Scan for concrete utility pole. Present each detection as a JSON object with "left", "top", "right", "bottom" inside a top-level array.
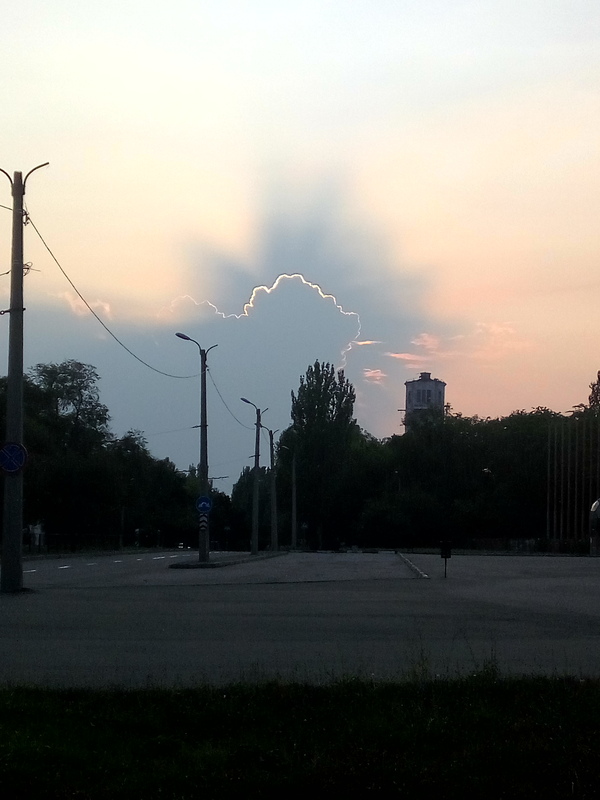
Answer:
[
  {"left": 241, "top": 397, "right": 267, "bottom": 556},
  {"left": 266, "top": 427, "right": 279, "bottom": 552},
  {"left": 291, "top": 449, "right": 297, "bottom": 550},
  {"left": 0, "top": 164, "right": 48, "bottom": 594},
  {"left": 176, "top": 333, "right": 217, "bottom": 563}
]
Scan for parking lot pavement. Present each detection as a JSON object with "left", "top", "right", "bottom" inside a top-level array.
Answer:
[
  {"left": 161, "top": 550, "right": 417, "bottom": 585},
  {"left": 3, "top": 551, "right": 600, "bottom": 687},
  {"left": 399, "top": 551, "right": 600, "bottom": 616}
]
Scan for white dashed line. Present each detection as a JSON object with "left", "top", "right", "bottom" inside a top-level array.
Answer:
[
  {"left": 169, "top": 555, "right": 178, "bottom": 558},
  {"left": 113, "top": 560, "right": 123, "bottom": 563},
  {"left": 58, "top": 565, "right": 71, "bottom": 570},
  {"left": 152, "top": 556, "right": 166, "bottom": 560},
  {"left": 24, "top": 569, "right": 37, "bottom": 573},
  {"left": 86, "top": 563, "right": 97, "bottom": 566}
]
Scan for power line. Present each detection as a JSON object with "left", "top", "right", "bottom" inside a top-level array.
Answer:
[
  {"left": 146, "top": 425, "right": 200, "bottom": 437},
  {"left": 9, "top": 208, "right": 259, "bottom": 430},
  {"left": 26, "top": 213, "right": 197, "bottom": 380},
  {"left": 206, "top": 366, "right": 253, "bottom": 430}
]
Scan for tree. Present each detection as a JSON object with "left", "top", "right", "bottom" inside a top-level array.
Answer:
[
  {"left": 370, "top": 407, "right": 563, "bottom": 548},
  {"left": 589, "top": 371, "right": 600, "bottom": 408},
  {"left": 28, "top": 360, "right": 110, "bottom": 451},
  {"left": 278, "top": 361, "right": 364, "bottom": 548},
  {"left": 291, "top": 360, "right": 355, "bottom": 435},
  {"left": 231, "top": 465, "right": 271, "bottom": 550},
  {"left": 0, "top": 361, "right": 203, "bottom": 551}
]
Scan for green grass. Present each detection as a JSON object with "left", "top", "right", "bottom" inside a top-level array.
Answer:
[{"left": 1, "top": 674, "right": 599, "bottom": 798}]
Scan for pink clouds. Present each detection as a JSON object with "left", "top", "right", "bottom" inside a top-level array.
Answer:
[
  {"left": 385, "top": 352, "right": 425, "bottom": 364},
  {"left": 384, "top": 322, "right": 532, "bottom": 371},
  {"left": 363, "top": 368, "right": 387, "bottom": 384}
]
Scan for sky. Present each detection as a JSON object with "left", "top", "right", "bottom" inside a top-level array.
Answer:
[{"left": 1, "top": 1, "right": 599, "bottom": 495}]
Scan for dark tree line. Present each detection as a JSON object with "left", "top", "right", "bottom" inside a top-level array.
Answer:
[
  {"left": 0, "top": 360, "right": 238, "bottom": 552},
  {"left": 233, "top": 360, "right": 600, "bottom": 552},
  {"left": 5, "top": 357, "right": 598, "bottom": 555}
]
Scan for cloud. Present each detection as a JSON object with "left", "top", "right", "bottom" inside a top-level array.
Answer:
[
  {"left": 410, "top": 332, "right": 440, "bottom": 352},
  {"left": 58, "top": 291, "right": 112, "bottom": 319},
  {"left": 25, "top": 176, "right": 520, "bottom": 484},
  {"left": 385, "top": 322, "right": 533, "bottom": 369},
  {"left": 363, "top": 368, "right": 387, "bottom": 385},
  {"left": 161, "top": 177, "right": 457, "bottom": 443},
  {"left": 385, "top": 352, "right": 426, "bottom": 363}
]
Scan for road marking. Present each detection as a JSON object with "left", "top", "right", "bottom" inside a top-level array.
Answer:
[
  {"left": 136, "top": 558, "right": 143, "bottom": 561},
  {"left": 58, "top": 565, "right": 71, "bottom": 570},
  {"left": 113, "top": 560, "right": 123, "bottom": 563},
  {"left": 169, "top": 555, "right": 178, "bottom": 558},
  {"left": 24, "top": 569, "right": 36, "bottom": 573},
  {"left": 397, "top": 553, "right": 429, "bottom": 579},
  {"left": 152, "top": 556, "right": 166, "bottom": 560},
  {"left": 86, "top": 563, "right": 97, "bottom": 566}
]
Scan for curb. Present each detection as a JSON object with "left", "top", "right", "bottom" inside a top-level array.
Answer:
[{"left": 169, "top": 551, "right": 289, "bottom": 569}]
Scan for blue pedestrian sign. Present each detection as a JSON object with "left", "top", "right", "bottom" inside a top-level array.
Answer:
[{"left": 196, "top": 495, "right": 212, "bottom": 513}]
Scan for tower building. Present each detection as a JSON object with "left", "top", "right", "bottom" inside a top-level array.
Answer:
[{"left": 404, "top": 372, "right": 446, "bottom": 427}]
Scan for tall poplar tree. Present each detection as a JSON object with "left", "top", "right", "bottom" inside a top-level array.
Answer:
[{"left": 279, "top": 361, "right": 362, "bottom": 548}]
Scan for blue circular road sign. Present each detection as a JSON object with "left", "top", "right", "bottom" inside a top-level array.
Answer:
[
  {"left": 0, "top": 442, "right": 28, "bottom": 473},
  {"left": 196, "top": 495, "right": 212, "bottom": 513}
]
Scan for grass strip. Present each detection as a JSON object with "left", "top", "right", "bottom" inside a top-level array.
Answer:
[{"left": 1, "top": 673, "right": 599, "bottom": 798}]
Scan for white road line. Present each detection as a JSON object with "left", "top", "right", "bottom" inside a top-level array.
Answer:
[
  {"left": 113, "top": 560, "right": 123, "bottom": 563},
  {"left": 136, "top": 558, "right": 143, "bottom": 561},
  {"left": 152, "top": 556, "right": 166, "bottom": 560},
  {"left": 169, "top": 555, "right": 178, "bottom": 558},
  {"left": 86, "top": 563, "right": 97, "bottom": 566},
  {"left": 58, "top": 565, "right": 71, "bottom": 570},
  {"left": 397, "top": 553, "right": 429, "bottom": 579},
  {"left": 24, "top": 569, "right": 37, "bottom": 573}
]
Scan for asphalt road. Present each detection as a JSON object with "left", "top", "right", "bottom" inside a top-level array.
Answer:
[{"left": 2, "top": 551, "right": 600, "bottom": 687}]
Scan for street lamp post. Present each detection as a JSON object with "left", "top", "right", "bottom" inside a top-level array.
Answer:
[
  {"left": 265, "top": 427, "right": 279, "bottom": 552},
  {"left": 176, "top": 332, "right": 217, "bottom": 563},
  {"left": 241, "top": 397, "right": 267, "bottom": 556}
]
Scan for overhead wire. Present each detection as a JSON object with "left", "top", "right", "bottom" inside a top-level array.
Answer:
[
  {"left": 25, "top": 212, "right": 197, "bottom": 380},
  {"left": 207, "top": 366, "right": 253, "bottom": 430},
  {"left": 2, "top": 204, "right": 257, "bottom": 434},
  {"left": 146, "top": 425, "right": 200, "bottom": 437}
]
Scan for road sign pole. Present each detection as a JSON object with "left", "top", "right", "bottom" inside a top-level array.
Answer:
[{"left": 440, "top": 540, "right": 452, "bottom": 579}]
